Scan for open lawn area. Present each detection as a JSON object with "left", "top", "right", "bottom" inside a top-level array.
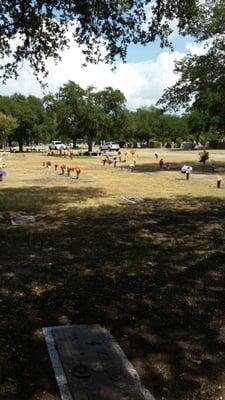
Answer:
[{"left": 1, "top": 149, "right": 225, "bottom": 400}]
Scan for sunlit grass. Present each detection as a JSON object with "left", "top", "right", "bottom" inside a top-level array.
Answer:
[{"left": 1, "top": 149, "right": 225, "bottom": 210}]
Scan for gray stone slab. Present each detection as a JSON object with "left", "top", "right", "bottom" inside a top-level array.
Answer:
[
  {"left": 74, "top": 179, "right": 96, "bottom": 183},
  {"left": 43, "top": 325, "right": 155, "bottom": 400},
  {"left": 144, "top": 172, "right": 160, "bottom": 176},
  {"left": 121, "top": 197, "right": 145, "bottom": 204},
  {"left": 11, "top": 215, "right": 36, "bottom": 225}
]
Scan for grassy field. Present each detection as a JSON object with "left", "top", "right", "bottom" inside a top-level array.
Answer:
[{"left": 1, "top": 149, "right": 225, "bottom": 400}]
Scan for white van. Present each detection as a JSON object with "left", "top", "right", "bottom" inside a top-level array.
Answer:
[
  {"left": 100, "top": 142, "right": 120, "bottom": 151},
  {"left": 49, "top": 141, "right": 66, "bottom": 150}
]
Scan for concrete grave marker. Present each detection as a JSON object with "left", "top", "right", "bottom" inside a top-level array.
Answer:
[
  {"left": 11, "top": 215, "right": 36, "bottom": 225},
  {"left": 144, "top": 172, "right": 160, "bottom": 176},
  {"left": 121, "top": 197, "right": 145, "bottom": 204},
  {"left": 43, "top": 324, "right": 155, "bottom": 400},
  {"left": 72, "top": 179, "right": 95, "bottom": 183}
]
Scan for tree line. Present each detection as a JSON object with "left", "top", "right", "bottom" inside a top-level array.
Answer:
[{"left": 0, "top": 80, "right": 213, "bottom": 152}]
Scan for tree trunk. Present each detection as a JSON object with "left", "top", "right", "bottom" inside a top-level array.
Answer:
[
  {"left": 73, "top": 138, "right": 77, "bottom": 149},
  {"left": 88, "top": 141, "right": 93, "bottom": 152},
  {"left": 18, "top": 140, "right": 23, "bottom": 152},
  {"left": 8, "top": 137, "right": 12, "bottom": 147},
  {"left": 195, "top": 133, "right": 201, "bottom": 144}
]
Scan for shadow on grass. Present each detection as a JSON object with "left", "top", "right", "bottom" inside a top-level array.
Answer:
[
  {"left": 1, "top": 192, "right": 225, "bottom": 400},
  {"left": 133, "top": 160, "right": 225, "bottom": 175},
  {"left": 0, "top": 186, "right": 105, "bottom": 214}
]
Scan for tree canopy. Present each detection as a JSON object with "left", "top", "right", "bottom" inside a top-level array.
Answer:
[
  {"left": 0, "top": 94, "right": 46, "bottom": 150},
  {"left": 45, "top": 81, "right": 128, "bottom": 150},
  {"left": 158, "top": 0, "right": 225, "bottom": 136},
  {"left": 0, "top": 0, "right": 201, "bottom": 81},
  {"left": 0, "top": 112, "right": 18, "bottom": 146},
  {"left": 131, "top": 106, "right": 188, "bottom": 146}
]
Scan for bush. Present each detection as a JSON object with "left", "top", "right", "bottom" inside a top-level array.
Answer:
[{"left": 148, "top": 141, "right": 161, "bottom": 148}]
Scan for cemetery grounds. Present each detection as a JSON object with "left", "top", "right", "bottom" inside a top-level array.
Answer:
[{"left": 1, "top": 149, "right": 225, "bottom": 400}]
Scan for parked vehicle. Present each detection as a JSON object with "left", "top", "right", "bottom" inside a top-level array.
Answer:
[
  {"left": 49, "top": 141, "right": 66, "bottom": 150},
  {"left": 100, "top": 142, "right": 120, "bottom": 151}
]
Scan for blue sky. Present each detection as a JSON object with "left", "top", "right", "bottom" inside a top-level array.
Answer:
[{"left": 126, "top": 34, "right": 191, "bottom": 62}]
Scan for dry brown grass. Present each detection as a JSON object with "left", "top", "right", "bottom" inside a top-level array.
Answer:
[
  {"left": 1, "top": 149, "right": 225, "bottom": 400},
  {"left": 2, "top": 149, "right": 225, "bottom": 207}
]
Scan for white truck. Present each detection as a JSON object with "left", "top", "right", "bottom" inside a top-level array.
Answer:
[
  {"left": 49, "top": 141, "right": 66, "bottom": 150},
  {"left": 100, "top": 142, "right": 120, "bottom": 151}
]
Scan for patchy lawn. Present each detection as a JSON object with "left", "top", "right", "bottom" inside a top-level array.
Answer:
[{"left": 1, "top": 150, "right": 225, "bottom": 400}]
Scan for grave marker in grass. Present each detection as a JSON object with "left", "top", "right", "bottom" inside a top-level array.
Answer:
[
  {"left": 217, "top": 176, "right": 222, "bottom": 188},
  {"left": 11, "top": 215, "right": 36, "bottom": 225},
  {"left": 0, "top": 167, "right": 6, "bottom": 181},
  {"left": 43, "top": 324, "right": 155, "bottom": 400}
]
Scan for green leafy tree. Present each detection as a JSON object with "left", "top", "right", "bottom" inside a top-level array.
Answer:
[
  {"left": 46, "top": 82, "right": 129, "bottom": 150},
  {"left": 9, "top": 94, "right": 45, "bottom": 151},
  {"left": 81, "top": 86, "right": 106, "bottom": 152},
  {"left": 0, "top": 1, "right": 201, "bottom": 81},
  {"left": 158, "top": 0, "right": 225, "bottom": 139},
  {"left": 131, "top": 107, "right": 188, "bottom": 147},
  {"left": 186, "top": 109, "right": 210, "bottom": 144},
  {"left": 95, "top": 86, "right": 127, "bottom": 141},
  {"left": 46, "top": 81, "right": 86, "bottom": 147},
  {"left": 159, "top": 114, "right": 188, "bottom": 146},
  {"left": 40, "top": 108, "right": 58, "bottom": 143},
  {"left": 0, "top": 112, "right": 18, "bottom": 147},
  {"left": 133, "top": 107, "right": 163, "bottom": 146}
]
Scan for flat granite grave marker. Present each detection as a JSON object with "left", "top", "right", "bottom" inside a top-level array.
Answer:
[
  {"left": 11, "top": 215, "right": 36, "bottom": 225},
  {"left": 121, "top": 197, "right": 145, "bottom": 204},
  {"left": 43, "top": 324, "right": 155, "bottom": 400}
]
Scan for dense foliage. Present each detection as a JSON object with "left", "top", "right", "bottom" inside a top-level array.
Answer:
[
  {"left": 0, "top": 0, "right": 201, "bottom": 81},
  {"left": 0, "top": 82, "right": 192, "bottom": 150},
  {"left": 158, "top": 0, "right": 225, "bottom": 140},
  {"left": 0, "top": 112, "right": 18, "bottom": 145},
  {"left": 0, "top": 94, "right": 47, "bottom": 150},
  {"left": 45, "top": 82, "right": 128, "bottom": 151}
]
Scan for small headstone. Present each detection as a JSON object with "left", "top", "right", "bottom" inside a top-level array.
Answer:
[
  {"left": 121, "top": 197, "right": 145, "bottom": 204},
  {"left": 144, "top": 172, "right": 160, "bottom": 176},
  {"left": 11, "top": 215, "right": 36, "bottom": 225},
  {"left": 71, "top": 178, "right": 95, "bottom": 183},
  {"left": 43, "top": 324, "right": 154, "bottom": 400}
]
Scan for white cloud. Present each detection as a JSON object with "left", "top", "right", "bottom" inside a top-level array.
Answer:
[
  {"left": 185, "top": 41, "right": 208, "bottom": 56},
  {"left": 0, "top": 36, "right": 186, "bottom": 110}
]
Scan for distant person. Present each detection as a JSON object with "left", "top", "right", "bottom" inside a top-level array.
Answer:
[
  {"left": 199, "top": 149, "right": 209, "bottom": 166},
  {"left": 107, "top": 156, "right": 112, "bottom": 165},
  {"left": 155, "top": 152, "right": 159, "bottom": 160},
  {"left": 102, "top": 156, "right": 107, "bottom": 166},
  {"left": 159, "top": 158, "right": 164, "bottom": 168},
  {"left": 113, "top": 156, "right": 117, "bottom": 168}
]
